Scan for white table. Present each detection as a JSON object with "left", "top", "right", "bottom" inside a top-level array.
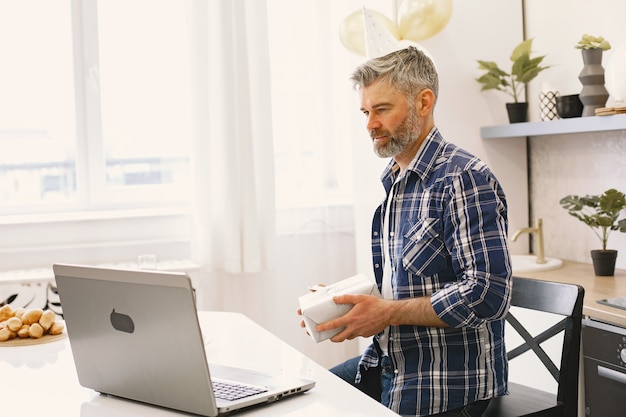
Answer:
[{"left": 0, "top": 311, "right": 398, "bottom": 416}]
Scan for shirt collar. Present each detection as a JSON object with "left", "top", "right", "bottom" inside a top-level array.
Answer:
[{"left": 380, "top": 126, "right": 444, "bottom": 192}]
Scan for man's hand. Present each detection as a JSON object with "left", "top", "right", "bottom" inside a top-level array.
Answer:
[
  {"left": 313, "top": 294, "right": 448, "bottom": 343},
  {"left": 316, "top": 294, "right": 393, "bottom": 342},
  {"left": 296, "top": 283, "right": 326, "bottom": 334},
  {"left": 297, "top": 285, "right": 448, "bottom": 343},
  {"left": 296, "top": 308, "right": 310, "bottom": 336}
]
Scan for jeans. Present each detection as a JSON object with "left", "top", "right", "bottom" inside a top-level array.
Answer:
[
  {"left": 429, "top": 400, "right": 490, "bottom": 417},
  {"left": 330, "top": 355, "right": 490, "bottom": 417},
  {"left": 330, "top": 355, "right": 383, "bottom": 402}
]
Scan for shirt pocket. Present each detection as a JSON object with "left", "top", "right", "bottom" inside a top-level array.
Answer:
[{"left": 401, "top": 217, "right": 449, "bottom": 277}]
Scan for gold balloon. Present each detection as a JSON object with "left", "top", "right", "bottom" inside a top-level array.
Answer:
[
  {"left": 398, "top": 0, "right": 452, "bottom": 42},
  {"left": 338, "top": 9, "right": 400, "bottom": 56}
]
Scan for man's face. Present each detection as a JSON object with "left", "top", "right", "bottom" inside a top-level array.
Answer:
[{"left": 359, "top": 80, "right": 422, "bottom": 159}]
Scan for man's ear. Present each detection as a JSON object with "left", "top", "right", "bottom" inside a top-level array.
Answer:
[{"left": 416, "top": 89, "right": 435, "bottom": 116}]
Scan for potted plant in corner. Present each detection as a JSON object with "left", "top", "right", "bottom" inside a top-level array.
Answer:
[
  {"left": 560, "top": 188, "right": 626, "bottom": 276},
  {"left": 476, "top": 38, "right": 551, "bottom": 123}
]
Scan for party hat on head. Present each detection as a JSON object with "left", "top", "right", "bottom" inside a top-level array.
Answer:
[
  {"left": 362, "top": 6, "right": 436, "bottom": 67},
  {"left": 362, "top": 7, "right": 401, "bottom": 60}
]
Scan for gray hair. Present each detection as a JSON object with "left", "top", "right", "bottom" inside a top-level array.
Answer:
[{"left": 350, "top": 46, "right": 439, "bottom": 104}]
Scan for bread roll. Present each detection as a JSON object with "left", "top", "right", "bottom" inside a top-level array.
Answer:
[
  {"left": 0, "top": 327, "right": 11, "bottom": 341},
  {"left": 0, "top": 305, "right": 14, "bottom": 322},
  {"left": 39, "top": 310, "right": 56, "bottom": 330},
  {"left": 7, "top": 317, "right": 22, "bottom": 332},
  {"left": 17, "top": 324, "right": 30, "bottom": 338},
  {"left": 21, "top": 309, "right": 43, "bottom": 325},
  {"left": 49, "top": 321, "right": 65, "bottom": 335},
  {"left": 28, "top": 323, "right": 44, "bottom": 338}
]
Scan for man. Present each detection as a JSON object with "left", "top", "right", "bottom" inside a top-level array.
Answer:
[{"left": 306, "top": 46, "right": 512, "bottom": 417}]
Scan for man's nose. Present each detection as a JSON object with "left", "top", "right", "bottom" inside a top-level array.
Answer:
[{"left": 366, "top": 115, "right": 381, "bottom": 131}]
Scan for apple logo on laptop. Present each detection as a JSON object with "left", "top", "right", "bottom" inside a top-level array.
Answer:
[{"left": 110, "top": 309, "right": 135, "bottom": 333}]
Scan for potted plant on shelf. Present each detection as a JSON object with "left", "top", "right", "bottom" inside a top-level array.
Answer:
[
  {"left": 575, "top": 34, "right": 612, "bottom": 116},
  {"left": 575, "top": 34, "right": 611, "bottom": 51},
  {"left": 476, "top": 38, "right": 550, "bottom": 123},
  {"left": 560, "top": 188, "right": 626, "bottom": 276}
]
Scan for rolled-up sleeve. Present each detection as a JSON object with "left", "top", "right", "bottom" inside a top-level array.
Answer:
[{"left": 431, "top": 169, "right": 512, "bottom": 328}]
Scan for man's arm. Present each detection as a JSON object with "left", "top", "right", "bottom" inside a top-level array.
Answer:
[{"left": 316, "top": 294, "right": 448, "bottom": 343}]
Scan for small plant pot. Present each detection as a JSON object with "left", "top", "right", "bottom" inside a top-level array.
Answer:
[
  {"left": 591, "top": 249, "right": 618, "bottom": 276},
  {"left": 556, "top": 94, "right": 583, "bottom": 118},
  {"left": 506, "top": 102, "right": 529, "bottom": 123}
]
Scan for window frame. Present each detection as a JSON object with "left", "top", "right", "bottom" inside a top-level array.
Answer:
[
  {"left": 73, "top": 0, "right": 193, "bottom": 209},
  {"left": 0, "top": 0, "right": 361, "bottom": 272},
  {"left": 0, "top": 0, "right": 194, "bottom": 269}
]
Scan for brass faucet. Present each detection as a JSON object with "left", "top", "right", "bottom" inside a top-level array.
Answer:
[{"left": 511, "top": 218, "right": 546, "bottom": 264}]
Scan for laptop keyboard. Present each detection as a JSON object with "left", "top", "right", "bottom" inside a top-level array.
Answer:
[{"left": 212, "top": 380, "right": 268, "bottom": 401}]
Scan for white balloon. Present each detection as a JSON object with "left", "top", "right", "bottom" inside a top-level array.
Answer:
[{"left": 398, "top": 0, "right": 453, "bottom": 42}]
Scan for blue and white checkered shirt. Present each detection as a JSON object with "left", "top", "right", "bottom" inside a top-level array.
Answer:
[{"left": 359, "top": 127, "right": 512, "bottom": 416}]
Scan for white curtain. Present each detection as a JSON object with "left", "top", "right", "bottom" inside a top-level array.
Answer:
[{"left": 186, "top": 0, "right": 276, "bottom": 274}]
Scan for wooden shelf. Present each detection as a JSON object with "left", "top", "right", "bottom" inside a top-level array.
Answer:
[{"left": 481, "top": 113, "right": 626, "bottom": 139}]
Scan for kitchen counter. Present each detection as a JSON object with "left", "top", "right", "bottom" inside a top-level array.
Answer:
[{"left": 515, "top": 260, "right": 626, "bottom": 327}]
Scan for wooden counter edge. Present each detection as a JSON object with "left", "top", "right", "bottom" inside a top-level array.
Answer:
[{"left": 513, "top": 260, "right": 626, "bottom": 328}]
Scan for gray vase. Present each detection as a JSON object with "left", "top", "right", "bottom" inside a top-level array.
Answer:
[{"left": 579, "top": 49, "right": 609, "bottom": 116}]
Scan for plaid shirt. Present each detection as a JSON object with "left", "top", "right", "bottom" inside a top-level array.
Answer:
[{"left": 359, "top": 128, "right": 512, "bottom": 416}]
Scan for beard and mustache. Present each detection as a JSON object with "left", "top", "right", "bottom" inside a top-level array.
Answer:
[{"left": 370, "top": 103, "right": 422, "bottom": 159}]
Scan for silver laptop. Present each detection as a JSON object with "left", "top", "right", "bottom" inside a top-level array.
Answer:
[{"left": 53, "top": 263, "right": 315, "bottom": 416}]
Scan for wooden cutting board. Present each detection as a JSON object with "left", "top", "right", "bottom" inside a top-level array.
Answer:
[{"left": 0, "top": 331, "right": 66, "bottom": 347}]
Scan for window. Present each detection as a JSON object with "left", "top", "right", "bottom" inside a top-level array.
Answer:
[
  {"left": 0, "top": 1, "right": 76, "bottom": 211},
  {"left": 1, "top": 0, "right": 359, "bottom": 217},
  {"left": 93, "top": 0, "right": 192, "bottom": 205},
  {"left": 0, "top": 1, "right": 360, "bottom": 271},
  {"left": 0, "top": 0, "right": 192, "bottom": 215}
]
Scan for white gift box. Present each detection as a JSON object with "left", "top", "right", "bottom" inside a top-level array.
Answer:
[{"left": 299, "top": 274, "right": 381, "bottom": 343}]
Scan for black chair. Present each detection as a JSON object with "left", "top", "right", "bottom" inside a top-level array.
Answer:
[{"left": 483, "top": 276, "right": 585, "bottom": 417}]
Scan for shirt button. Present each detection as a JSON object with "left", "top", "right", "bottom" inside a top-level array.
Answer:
[
  {"left": 373, "top": 231, "right": 379, "bottom": 236},
  {"left": 389, "top": 232, "right": 395, "bottom": 237},
  {"left": 374, "top": 263, "right": 380, "bottom": 269}
]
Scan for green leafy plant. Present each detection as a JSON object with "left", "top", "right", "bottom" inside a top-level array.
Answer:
[
  {"left": 575, "top": 34, "right": 611, "bottom": 51},
  {"left": 476, "top": 38, "right": 550, "bottom": 103},
  {"left": 560, "top": 188, "right": 626, "bottom": 251}
]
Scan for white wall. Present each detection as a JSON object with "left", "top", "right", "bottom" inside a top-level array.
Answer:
[
  {"left": 352, "top": 0, "right": 529, "bottom": 296},
  {"left": 525, "top": 0, "right": 626, "bottom": 269},
  {"left": 426, "top": 0, "right": 529, "bottom": 249},
  {"left": 205, "top": 0, "right": 533, "bottom": 372},
  {"left": 348, "top": 2, "right": 618, "bottom": 399},
  {"left": 526, "top": 0, "right": 626, "bottom": 117},
  {"left": 298, "top": 0, "right": 626, "bottom": 375},
  {"left": 352, "top": 0, "right": 626, "bottom": 273},
  {"left": 351, "top": 0, "right": 529, "bottom": 351}
]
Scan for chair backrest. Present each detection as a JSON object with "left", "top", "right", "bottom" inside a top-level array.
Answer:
[{"left": 506, "top": 276, "right": 585, "bottom": 416}]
